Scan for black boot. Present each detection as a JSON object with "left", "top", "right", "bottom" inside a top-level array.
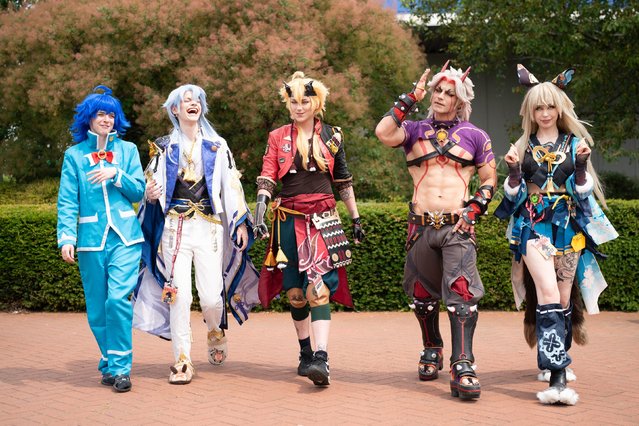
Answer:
[
  {"left": 297, "top": 346, "right": 313, "bottom": 377},
  {"left": 549, "top": 369, "right": 567, "bottom": 391},
  {"left": 448, "top": 304, "right": 480, "bottom": 400},
  {"left": 307, "top": 350, "right": 330, "bottom": 386},
  {"left": 414, "top": 299, "right": 444, "bottom": 381}
]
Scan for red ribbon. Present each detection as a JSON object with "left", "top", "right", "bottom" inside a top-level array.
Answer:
[{"left": 91, "top": 150, "right": 114, "bottom": 164}]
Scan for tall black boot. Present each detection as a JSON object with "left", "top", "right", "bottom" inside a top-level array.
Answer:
[
  {"left": 448, "top": 303, "right": 480, "bottom": 400},
  {"left": 414, "top": 299, "right": 444, "bottom": 381}
]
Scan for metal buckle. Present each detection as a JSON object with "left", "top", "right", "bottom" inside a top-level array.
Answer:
[{"left": 426, "top": 211, "right": 446, "bottom": 229}]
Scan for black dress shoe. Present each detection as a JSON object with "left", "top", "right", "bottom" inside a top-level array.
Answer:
[
  {"left": 113, "top": 375, "right": 132, "bottom": 393},
  {"left": 101, "top": 373, "right": 115, "bottom": 386}
]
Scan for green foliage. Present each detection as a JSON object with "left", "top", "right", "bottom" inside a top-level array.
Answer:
[
  {"left": 0, "top": 205, "right": 86, "bottom": 311},
  {"left": 0, "top": 178, "right": 60, "bottom": 204},
  {"left": 2, "top": 200, "right": 636, "bottom": 312},
  {"left": 0, "top": 0, "right": 424, "bottom": 197},
  {"left": 594, "top": 199, "right": 639, "bottom": 311},
  {"left": 600, "top": 171, "right": 639, "bottom": 200},
  {"left": 404, "top": 0, "right": 639, "bottom": 161}
]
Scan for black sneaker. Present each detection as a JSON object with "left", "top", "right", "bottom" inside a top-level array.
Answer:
[
  {"left": 113, "top": 374, "right": 132, "bottom": 393},
  {"left": 101, "top": 373, "right": 115, "bottom": 386},
  {"left": 306, "top": 350, "right": 330, "bottom": 386},
  {"left": 297, "top": 346, "right": 314, "bottom": 377}
]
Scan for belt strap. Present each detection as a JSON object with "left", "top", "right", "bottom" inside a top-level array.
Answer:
[
  {"left": 408, "top": 211, "right": 460, "bottom": 229},
  {"left": 168, "top": 199, "right": 220, "bottom": 223}
]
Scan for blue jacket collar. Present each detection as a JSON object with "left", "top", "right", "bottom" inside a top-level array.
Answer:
[{"left": 86, "top": 130, "right": 119, "bottom": 150}]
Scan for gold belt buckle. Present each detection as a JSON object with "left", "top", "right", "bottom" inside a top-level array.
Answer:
[{"left": 426, "top": 211, "right": 446, "bottom": 229}]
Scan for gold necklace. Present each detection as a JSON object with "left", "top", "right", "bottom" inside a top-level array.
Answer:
[{"left": 181, "top": 135, "right": 198, "bottom": 183}]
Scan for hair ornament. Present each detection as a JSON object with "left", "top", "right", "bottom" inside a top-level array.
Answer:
[
  {"left": 283, "top": 82, "right": 292, "bottom": 97},
  {"left": 517, "top": 64, "right": 575, "bottom": 90},
  {"left": 517, "top": 64, "right": 540, "bottom": 87},
  {"left": 304, "top": 81, "right": 317, "bottom": 97},
  {"left": 551, "top": 68, "right": 575, "bottom": 90},
  {"left": 461, "top": 66, "right": 471, "bottom": 82}
]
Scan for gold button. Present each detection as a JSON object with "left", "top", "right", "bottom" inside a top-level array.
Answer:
[
  {"left": 211, "top": 146, "right": 218, "bottom": 152},
  {"left": 109, "top": 136, "right": 114, "bottom": 141}
]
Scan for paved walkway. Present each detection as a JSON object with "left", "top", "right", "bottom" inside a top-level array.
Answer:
[{"left": 0, "top": 311, "right": 638, "bottom": 425}]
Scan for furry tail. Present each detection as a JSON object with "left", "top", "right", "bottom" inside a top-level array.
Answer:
[
  {"left": 523, "top": 267, "right": 537, "bottom": 348},
  {"left": 570, "top": 281, "right": 588, "bottom": 345}
]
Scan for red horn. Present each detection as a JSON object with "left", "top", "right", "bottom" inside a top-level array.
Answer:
[
  {"left": 461, "top": 66, "right": 472, "bottom": 82},
  {"left": 440, "top": 60, "right": 450, "bottom": 73}
]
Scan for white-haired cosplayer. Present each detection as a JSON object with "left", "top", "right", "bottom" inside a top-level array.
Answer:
[
  {"left": 133, "top": 84, "right": 259, "bottom": 385},
  {"left": 375, "top": 62, "right": 497, "bottom": 401},
  {"left": 495, "top": 65, "right": 617, "bottom": 405}
]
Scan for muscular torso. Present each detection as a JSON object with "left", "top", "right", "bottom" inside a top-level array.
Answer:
[
  {"left": 402, "top": 119, "right": 493, "bottom": 214},
  {"left": 407, "top": 140, "right": 475, "bottom": 213}
]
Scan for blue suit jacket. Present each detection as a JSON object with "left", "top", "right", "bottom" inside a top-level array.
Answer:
[{"left": 57, "top": 131, "right": 146, "bottom": 251}]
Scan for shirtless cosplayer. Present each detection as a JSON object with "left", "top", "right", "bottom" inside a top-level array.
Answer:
[{"left": 375, "top": 62, "right": 497, "bottom": 400}]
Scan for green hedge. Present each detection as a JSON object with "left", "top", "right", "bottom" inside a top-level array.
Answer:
[{"left": 1, "top": 200, "right": 637, "bottom": 312}]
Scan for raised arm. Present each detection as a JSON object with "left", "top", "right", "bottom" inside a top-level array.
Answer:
[{"left": 375, "top": 68, "right": 431, "bottom": 148}]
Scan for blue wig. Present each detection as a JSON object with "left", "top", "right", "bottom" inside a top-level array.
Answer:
[
  {"left": 70, "top": 85, "right": 130, "bottom": 143},
  {"left": 162, "top": 84, "right": 220, "bottom": 140}
]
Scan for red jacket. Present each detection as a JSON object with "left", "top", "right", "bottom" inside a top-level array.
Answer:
[{"left": 259, "top": 120, "right": 347, "bottom": 183}]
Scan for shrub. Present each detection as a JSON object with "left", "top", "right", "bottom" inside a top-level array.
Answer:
[
  {"left": 600, "top": 171, "right": 639, "bottom": 200},
  {"left": 1, "top": 200, "right": 636, "bottom": 312}
]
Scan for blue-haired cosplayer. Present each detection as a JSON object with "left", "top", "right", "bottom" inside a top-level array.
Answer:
[
  {"left": 57, "top": 85, "right": 145, "bottom": 393},
  {"left": 495, "top": 66, "right": 618, "bottom": 405},
  {"left": 133, "top": 84, "right": 259, "bottom": 385}
]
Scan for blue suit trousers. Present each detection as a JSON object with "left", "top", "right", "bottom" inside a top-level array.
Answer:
[{"left": 78, "top": 228, "right": 142, "bottom": 376}]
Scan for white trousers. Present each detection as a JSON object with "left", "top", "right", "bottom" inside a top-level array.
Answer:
[{"left": 162, "top": 214, "right": 224, "bottom": 361}]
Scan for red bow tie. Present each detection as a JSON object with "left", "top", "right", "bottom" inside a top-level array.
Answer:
[{"left": 91, "top": 150, "right": 114, "bottom": 163}]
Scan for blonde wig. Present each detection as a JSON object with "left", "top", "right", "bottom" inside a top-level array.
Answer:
[
  {"left": 427, "top": 67, "right": 475, "bottom": 122},
  {"left": 515, "top": 82, "right": 605, "bottom": 205},
  {"left": 280, "top": 71, "right": 329, "bottom": 171}
]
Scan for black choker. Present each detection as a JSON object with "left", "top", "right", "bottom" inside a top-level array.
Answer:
[{"left": 432, "top": 118, "right": 459, "bottom": 130}]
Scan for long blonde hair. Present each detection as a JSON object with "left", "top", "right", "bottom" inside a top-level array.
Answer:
[
  {"left": 280, "top": 71, "right": 329, "bottom": 172},
  {"left": 515, "top": 82, "right": 606, "bottom": 206}
]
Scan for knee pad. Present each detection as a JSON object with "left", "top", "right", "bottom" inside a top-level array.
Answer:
[
  {"left": 290, "top": 305, "right": 309, "bottom": 321},
  {"left": 306, "top": 283, "right": 330, "bottom": 307},
  {"left": 287, "top": 288, "right": 307, "bottom": 309},
  {"left": 310, "top": 304, "right": 331, "bottom": 321}
]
